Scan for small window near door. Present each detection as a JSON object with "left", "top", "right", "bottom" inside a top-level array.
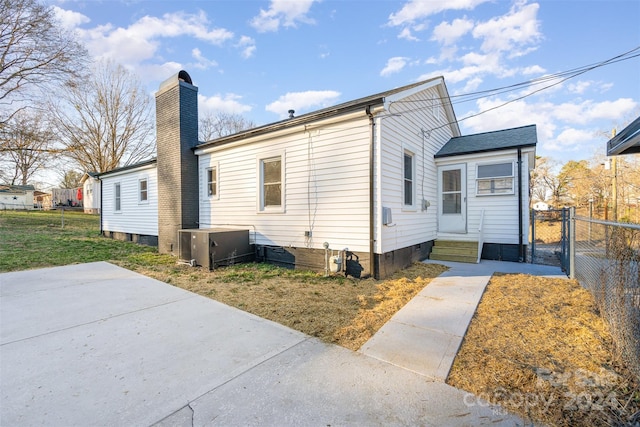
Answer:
[
  {"left": 476, "top": 162, "right": 514, "bottom": 195},
  {"left": 403, "top": 151, "right": 414, "bottom": 206}
]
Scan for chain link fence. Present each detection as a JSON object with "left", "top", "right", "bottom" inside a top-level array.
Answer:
[
  {"left": 573, "top": 213, "right": 640, "bottom": 381},
  {"left": 530, "top": 209, "right": 566, "bottom": 269}
]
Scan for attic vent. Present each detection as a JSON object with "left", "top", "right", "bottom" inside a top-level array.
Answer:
[{"left": 288, "top": 109, "right": 295, "bottom": 118}]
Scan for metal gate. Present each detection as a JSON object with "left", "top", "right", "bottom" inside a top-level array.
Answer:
[{"left": 530, "top": 208, "right": 570, "bottom": 272}]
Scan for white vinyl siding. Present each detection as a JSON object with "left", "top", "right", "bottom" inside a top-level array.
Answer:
[
  {"left": 378, "top": 84, "right": 455, "bottom": 253},
  {"left": 198, "top": 115, "right": 371, "bottom": 252},
  {"left": 436, "top": 150, "right": 532, "bottom": 245},
  {"left": 101, "top": 165, "right": 158, "bottom": 236}
]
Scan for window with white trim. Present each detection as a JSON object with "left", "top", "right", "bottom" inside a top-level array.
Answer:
[
  {"left": 403, "top": 151, "right": 414, "bottom": 207},
  {"left": 139, "top": 178, "right": 148, "bottom": 203},
  {"left": 114, "top": 183, "right": 121, "bottom": 212},
  {"left": 207, "top": 166, "right": 217, "bottom": 198},
  {"left": 476, "top": 162, "right": 514, "bottom": 195},
  {"left": 259, "top": 155, "right": 283, "bottom": 211}
]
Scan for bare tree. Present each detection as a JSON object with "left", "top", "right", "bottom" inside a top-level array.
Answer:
[
  {"left": 59, "top": 169, "right": 83, "bottom": 188},
  {"left": 199, "top": 111, "right": 255, "bottom": 142},
  {"left": 49, "top": 60, "right": 155, "bottom": 173},
  {"left": 0, "top": 0, "right": 88, "bottom": 131},
  {"left": 0, "top": 110, "right": 54, "bottom": 185},
  {"left": 530, "top": 156, "right": 569, "bottom": 206}
]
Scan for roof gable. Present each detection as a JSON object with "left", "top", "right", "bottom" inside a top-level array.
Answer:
[{"left": 435, "top": 124, "right": 537, "bottom": 158}]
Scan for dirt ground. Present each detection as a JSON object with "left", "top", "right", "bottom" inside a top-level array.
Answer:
[{"left": 448, "top": 273, "right": 640, "bottom": 427}]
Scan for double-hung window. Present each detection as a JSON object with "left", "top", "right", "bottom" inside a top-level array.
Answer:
[
  {"left": 403, "top": 151, "right": 415, "bottom": 207},
  {"left": 207, "top": 166, "right": 217, "bottom": 198},
  {"left": 476, "top": 162, "right": 514, "bottom": 195},
  {"left": 139, "top": 178, "right": 148, "bottom": 203},
  {"left": 259, "top": 154, "right": 284, "bottom": 212},
  {"left": 114, "top": 183, "right": 121, "bottom": 212}
]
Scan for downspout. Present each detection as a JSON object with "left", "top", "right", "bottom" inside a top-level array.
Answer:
[
  {"left": 517, "top": 148, "right": 524, "bottom": 262},
  {"left": 99, "top": 178, "right": 103, "bottom": 236},
  {"left": 366, "top": 106, "right": 376, "bottom": 278}
]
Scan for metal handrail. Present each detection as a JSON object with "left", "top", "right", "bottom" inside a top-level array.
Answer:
[{"left": 477, "top": 209, "right": 485, "bottom": 263}]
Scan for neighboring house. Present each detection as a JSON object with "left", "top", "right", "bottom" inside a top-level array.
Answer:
[
  {"left": 0, "top": 184, "right": 35, "bottom": 210},
  {"left": 98, "top": 70, "right": 537, "bottom": 278},
  {"left": 533, "top": 201, "right": 549, "bottom": 211},
  {"left": 33, "top": 191, "right": 52, "bottom": 210},
  {"left": 81, "top": 172, "right": 101, "bottom": 214}
]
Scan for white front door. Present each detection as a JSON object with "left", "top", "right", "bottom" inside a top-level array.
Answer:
[{"left": 438, "top": 164, "right": 467, "bottom": 233}]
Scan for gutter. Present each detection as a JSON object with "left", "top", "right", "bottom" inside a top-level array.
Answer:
[
  {"left": 517, "top": 148, "right": 524, "bottom": 262},
  {"left": 366, "top": 105, "right": 376, "bottom": 278},
  {"left": 99, "top": 177, "right": 103, "bottom": 236}
]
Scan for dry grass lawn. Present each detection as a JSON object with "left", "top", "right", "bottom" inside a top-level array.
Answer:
[
  {"left": 448, "top": 273, "right": 640, "bottom": 426},
  {"left": 115, "top": 255, "right": 447, "bottom": 350}
]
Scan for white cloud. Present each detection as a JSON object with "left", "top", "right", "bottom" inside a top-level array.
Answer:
[
  {"left": 250, "top": 0, "right": 318, "bottom": 33},
  {"left": 555, "top": 128, "right": 596, "bottom": 148},
  {"left": 265, "top": 90, "right": 341, "bottom": 118},
  {"left": 236, "top": 36, "right": 256, "bottom": 59},
  {"left": 460, "top": 96, "right": 639, "bottom": 157},
  {"left": 431, "top": 18, "right": 474, "bottom": 45},
  {"left": 64, "top": 10, "right": 233, "bottom": 67},
  {"left": 398, "top": 27, "right": 420, "bottom": 41},
  {"left": 191, "top": 48, "right": 218, "bottom": 70},
  {"left": 568, "top": 81, "right": 592, "bottom": 95},
  {"left": 52, "top": 6, "right": 90, "bottom": 29},
  {"left": 381, "top": 57, "right": 409, "bottom": 77},
  {"left": 521, "top": 65, "right": 546, "bottom": 75},
  {"left": 199, "top": 93, "right": 253, "bottom": 116},
  {"left": 388, "top": 0, "right": 490, "bottom": 26},
  {"left": 472, "top": 2, "right": 542, "bottom": 55}
]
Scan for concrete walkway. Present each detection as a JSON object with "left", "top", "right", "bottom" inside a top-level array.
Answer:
[
  {"left": 360, "top": 259, "right": 566, "bottom": 381},
  {"left": 0, "top": 261, "right": 561, "bottom": 426}
]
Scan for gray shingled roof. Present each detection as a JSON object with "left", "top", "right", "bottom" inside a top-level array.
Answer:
[{"left": 435, "top": 124, "right": 537, "bottom": 158}]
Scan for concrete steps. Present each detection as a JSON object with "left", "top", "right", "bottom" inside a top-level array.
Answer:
[{"left": 430, "top": 240, "right": 479, "bottom": 263}]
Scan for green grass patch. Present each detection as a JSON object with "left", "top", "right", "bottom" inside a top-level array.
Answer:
[{"left": 0, "top": 210, "right": 157, "bottom": 272}]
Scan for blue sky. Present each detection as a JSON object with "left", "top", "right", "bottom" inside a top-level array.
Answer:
[{"left": 51, "top": 0, "right": 640, "bottom": 164}]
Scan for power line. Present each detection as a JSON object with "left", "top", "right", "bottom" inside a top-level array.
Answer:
[{"left": 389, "top": 46, "right": 640, "bottom": 131}]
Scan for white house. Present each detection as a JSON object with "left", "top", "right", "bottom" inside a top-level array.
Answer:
[
  {"left": 0, "top": 184, "right": 35, "bottom": 210},
  {"left": 80, "top": 172, "right": 101, "bottom": 214},
  {"left": 533, "top": 201, "right": 549, "bottom": 211},
  {"left": 98, "top": 71, "right": 537, "bottom": 278},
  {"left": 98, "top": 159, "right": 158, "bottom": 246}
]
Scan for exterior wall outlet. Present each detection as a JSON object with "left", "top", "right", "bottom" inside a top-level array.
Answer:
[{"left": 305, "top": 230, "right": 312, "bottom": 237}]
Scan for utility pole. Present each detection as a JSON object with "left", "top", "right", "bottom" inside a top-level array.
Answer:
[{"left": 612, "top": 128, "right": 618, "bottom": 222}]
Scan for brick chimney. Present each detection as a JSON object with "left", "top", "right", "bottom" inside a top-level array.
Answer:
[{"left": 155, "top": 70, "right": 199, "bottom": 255}]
